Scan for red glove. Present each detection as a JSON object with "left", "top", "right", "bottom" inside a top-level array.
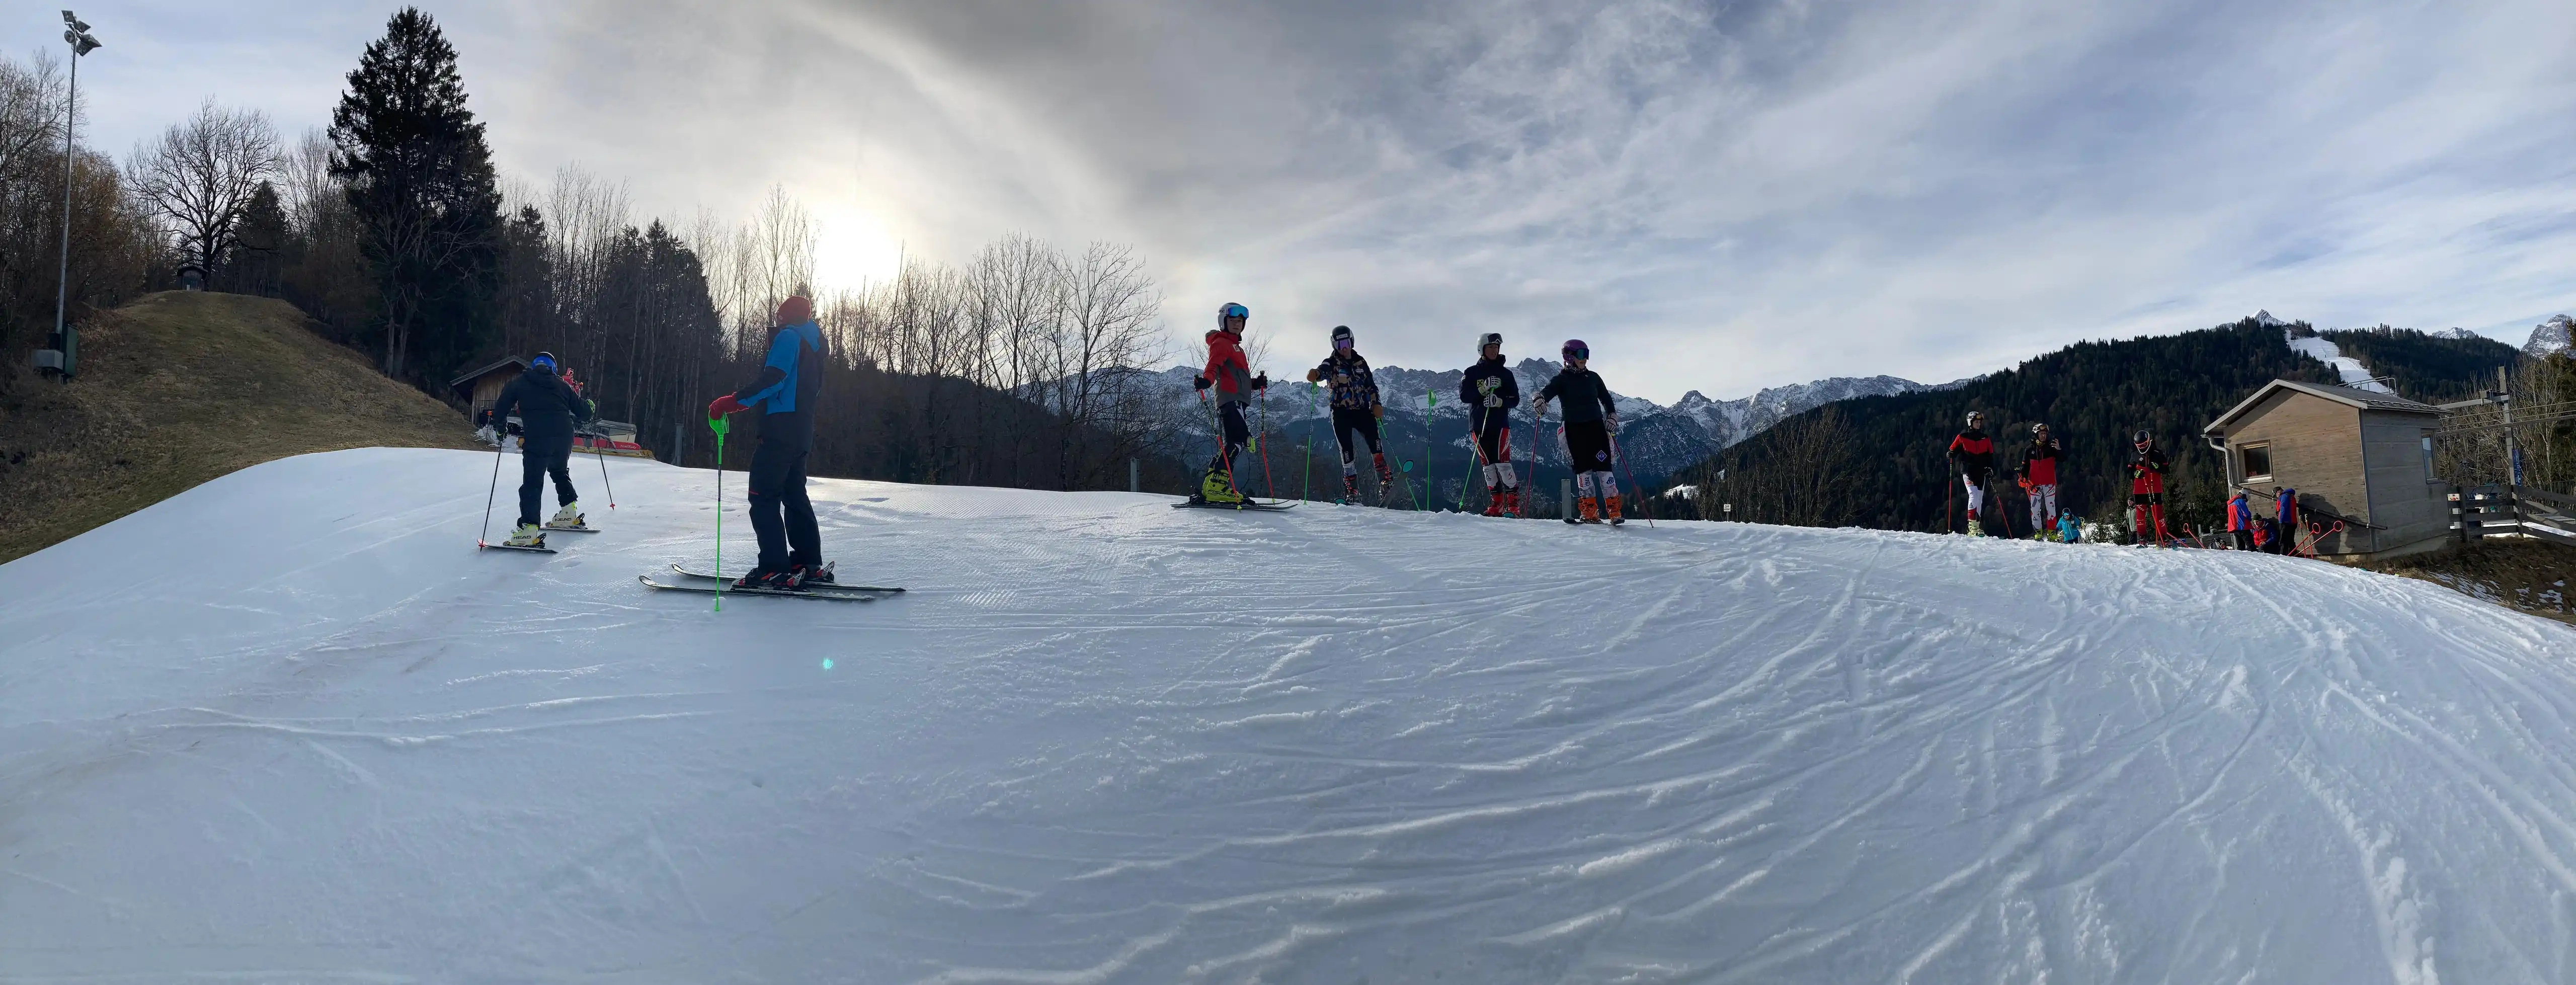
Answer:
[{"left": 707, "top": 394, "right": 749, "bottom": 418}]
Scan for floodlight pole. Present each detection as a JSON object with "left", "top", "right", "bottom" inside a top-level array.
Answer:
[{"left": 43, "top": 12, "right": 100, "bottom": 381}]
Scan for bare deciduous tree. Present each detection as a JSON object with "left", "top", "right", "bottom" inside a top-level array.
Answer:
[{"left": 127, "top": 98, "right": 280, "bottom": 275}]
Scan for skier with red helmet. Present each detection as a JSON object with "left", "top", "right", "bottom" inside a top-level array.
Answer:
[{"left": 1533, "top": 340, "right": 1623, "bottom": 524}]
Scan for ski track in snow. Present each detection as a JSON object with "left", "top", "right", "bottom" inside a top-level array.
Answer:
[{"left": 5, "top": 448, "right": 2576, "bottom": 982}]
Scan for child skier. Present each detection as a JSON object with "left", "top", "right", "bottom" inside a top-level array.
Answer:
[
  {"left": 1304, "top": 324, "right": 1391, "bottom": 503},
  {"left": 2014, "top": 422, "right": 2062, "bottom": 531},
  {"left": 1459, "top": 332, "right": 1521, "bottom": 516},
  {"left": 493, "top": 351, "right": 594, "bottom": 546},
  {"left": 1533, "top": 340, "right": 1622, "bottom": 524},
  {"left": 2057, "top": 512, "right": 2082, "bottom": 544},
  {"left": 2125, "top": 430, "right": 2172, "bottom": 546},
  {"left": 1947, "top": 412, "right": 1998, "bottom": 533},
  {"left": 1192, "top": 302, "right": 1268, "bottom": 505}
]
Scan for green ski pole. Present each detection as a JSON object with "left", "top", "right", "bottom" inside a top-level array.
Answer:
[
  {"left": 1422, "top": 389, "right": 1436, "bottom": 511},
  {"left": 708, "top": 412, "right": 730, "bottom": 612}
]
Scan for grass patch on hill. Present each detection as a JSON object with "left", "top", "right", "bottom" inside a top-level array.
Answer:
[
  {"left": 2366, "top": 538, "right": 2576, "bottom": 625},
  {"left": 0, "top": 292, "right": 479, "bottom": 563}
]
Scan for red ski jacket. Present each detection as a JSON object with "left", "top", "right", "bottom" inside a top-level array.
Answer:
[
  {"left": 2127, "top": 448, "right": 2170, "bottom": 495},
  {"left": 1200, "top": 329, "right": 1252, "bottom": 405}
]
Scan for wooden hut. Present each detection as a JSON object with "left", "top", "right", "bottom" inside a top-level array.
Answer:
[
  {"left": 2201, "top": 379, "right": 2449, "bottom": 559},
  {"left": 447, "top": 357, "right": 527, "bottom": 426}
]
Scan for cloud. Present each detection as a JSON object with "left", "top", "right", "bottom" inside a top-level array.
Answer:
[{"left": 13, "top": 0, "right": 2575, "bottom": 399}]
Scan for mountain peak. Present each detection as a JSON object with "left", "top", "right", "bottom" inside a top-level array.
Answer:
[
  {"left": 2527, "top": 314, "right": 2572, "bottom": 358},
  {"left": 2251, "top": 309, "right": 2289, "bottom": 328}
]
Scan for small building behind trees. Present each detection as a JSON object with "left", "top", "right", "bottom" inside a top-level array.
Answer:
[{"left": 2202, "top": 379, "right": 2449, "bottom": 559}]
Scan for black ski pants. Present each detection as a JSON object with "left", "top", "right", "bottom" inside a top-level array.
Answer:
[
  {"left": 1331, "top": 407, "right": 1383, "bottom": 473},
  {"left": 1208, "top": 401, "right": 1250, "bottom": 475},
  {"left": 748, "top": 438, "right": 821, "bottom": 573},
  {"left": 517, "top": 437, "right": 577, "bottom": 527}
]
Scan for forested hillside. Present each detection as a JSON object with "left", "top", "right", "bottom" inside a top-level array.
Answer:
[
  {"left": 1688, "top": 318, "right": 2345, "bottom": 536},
  {"left": 2318, "top": 325, "right": 2522, "bottom": 403}
]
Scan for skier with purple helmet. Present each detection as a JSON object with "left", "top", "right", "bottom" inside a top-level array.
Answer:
[{"left": 1532, "top": 339, "right": 1624, "bottom": 524}]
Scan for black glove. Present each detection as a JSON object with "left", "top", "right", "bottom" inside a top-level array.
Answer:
[
  {"left": 1193, "top": 376, "right": 1212, "bottom": 391},
  {"left": 1252, "top": 373, "right": 1269, "bottom": 391}
]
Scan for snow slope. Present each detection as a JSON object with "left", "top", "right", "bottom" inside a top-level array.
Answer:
[
  {"left": 2287, "top": 333, "right": 2394, "bottom": 392},
  {"left": 7, "top": 449, "right": 2576, "bottom": 983}
]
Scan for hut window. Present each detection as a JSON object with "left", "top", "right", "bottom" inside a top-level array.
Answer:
[
  {"left": 2240, "top": 443, "right": 2272, "bottom": 481},
  {"left": 2422, "top": 434, "right": 2436, "bottom": 481}
]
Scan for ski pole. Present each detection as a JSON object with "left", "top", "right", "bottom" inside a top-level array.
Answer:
[
  {"left": 1609, "top": 430, "right": 1654, "bottom": 528},
  {"left": 1256, "top": 383, "right": 1277, "bottom": 503},
  {"left": 709, "top": 412, "right": 730, "bottom": 612},
  {"left": 1422, "top": 389, "right": 1436, "bottom": 511},
  {"left": 1459, "top": 427, "right": 1485, "bottom": 512},
  {"left": 1299, "top": 383, "right": 1311, "bottom": 503},
  {"left": 591, "top": 428, "right": 616, "bottom": 509},
  {"left": 476, "top": 437, "right": 504, "bottom": 547}
]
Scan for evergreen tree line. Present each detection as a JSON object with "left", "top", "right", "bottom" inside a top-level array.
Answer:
[
  {"left": 5, "top": 8, "right": 1191, "bottom": 494},
  {"left": 2315, "top": 324, "right": 2522, "bottom": 404},
  {"left": 1681, "top": 320, "right": 2349, "bottom": 537}
]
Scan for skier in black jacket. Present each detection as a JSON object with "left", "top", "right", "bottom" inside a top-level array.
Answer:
[
  {"left": 1305, "top": 324, "right": 1389, "bottom": 502},
  {"left": 492, "top": 352, "right": 595, "bottom": 546},
  {"left": 1533, "top": 339, "right": 1624, "bottom": 523},
  {"left": 1459, "top": 332, "right": 1521, "bottom": 516},
  {"left": 1947, "top": 411, "right": 1999, "bottom": 532}
]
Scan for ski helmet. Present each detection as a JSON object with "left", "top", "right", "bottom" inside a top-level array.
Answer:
[
  {"left": 2132, "top": 429, "right": 2153, "bottom": 445},
  {"left": 1217, "top": 302, "right": 1249, "bottom": 330},
  {"left": 1330, "top": 324, "right": 1354, "bottom": 349},
  {"left": 2032, "top": 422, "right": 2049, "bottom": 435},
  {"left": 531, "top": 351, "right": 556, "bottom": 372},
  {"left": 1964, "top": 411, "right": 1984, "bottom": 428},
  {"left": 1478, "top": 332, "right": 1503, "bottom": 356},
  {"left": 1561, "top": 339, "right": 1589, "bottom": 362}
]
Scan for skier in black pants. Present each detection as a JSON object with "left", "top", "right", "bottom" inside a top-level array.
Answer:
[
  {"left": 1305, "top": 324, "right": 1390, "bottom": 502},
  {"left": 1534, "top": 339, "right": 1623, "bottom": 524},
  {"left": 493, "top": 351, "right": 594, "bottom": 546},
  {"left": 1459, "top": 332, "right": 1520, "bottom": 516},
  {"left": 708, "top": 296, "right": 830, "bottom": 589}
]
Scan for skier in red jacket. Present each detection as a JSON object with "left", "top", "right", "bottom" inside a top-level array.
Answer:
[
  {"left": 2126, "top": 430, "right": 2172, "bottom": 545},
  {"left": 2013, "top": 422, "right": 2063, "bottom": 533},
  {"left": 1191, "top": 302, "right": 1267, "bottom": 504}
]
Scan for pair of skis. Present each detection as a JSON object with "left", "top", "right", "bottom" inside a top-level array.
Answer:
[
  {"left": 477, "top": 520, "right": 602, "bottom": 554},
  {"left": 637, "top": 564, "right": 905, "bottom": 602}
]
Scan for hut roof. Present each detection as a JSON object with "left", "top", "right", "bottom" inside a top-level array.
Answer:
[
  {"left": 2204, "top": 379, "right": 2442, "bottom": 435},
  {"left": 447, "top": 357, "right": 527, "bottom": 401}
]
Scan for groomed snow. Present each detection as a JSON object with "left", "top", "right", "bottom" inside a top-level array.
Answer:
[
  {"left": 6, "top": 448, "right": 2576, "bottom": 983},
  {"left": 2289, "top": 334, "right": 2394, "bottom": 392}
]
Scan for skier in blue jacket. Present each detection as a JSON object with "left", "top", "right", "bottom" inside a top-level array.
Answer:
[{"left": 708, "top": 296, "right": 831, "bottom": 589}]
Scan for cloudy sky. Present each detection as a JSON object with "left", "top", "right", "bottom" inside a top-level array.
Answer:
[{"left": 13, "top": 0, "right": 2576, "bottom": 401}]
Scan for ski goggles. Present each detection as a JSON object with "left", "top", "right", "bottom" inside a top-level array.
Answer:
[
  {"left": 1218, "top": 303, "right": 1249, "bottom": 321},
  {"left": 1562, "top": 346, "right": 1589, "bottom": 361},
  {"left": 1334, "top": 338, "right": 1353, "bottom": 350}
]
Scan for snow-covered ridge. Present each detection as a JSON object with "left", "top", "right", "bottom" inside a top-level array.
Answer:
[
  {"left": 5, "top": 448, "right": 2573, "bottom": 981},
  {"left": 2528, "top": 314, "right": 2573, "bottom": 358},
  {"left": 2286, "top": 331, "right": 2393, "bottom": 392}
]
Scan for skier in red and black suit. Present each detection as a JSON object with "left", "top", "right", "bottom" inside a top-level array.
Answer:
[
  {"left": 1947, "top": 411, "right": 1999, "bottom": 532},
  {"left": 1459, "top": 332, "right": 1521, "bottom": 516},
  {"left": 2126, "top": 430, "right": 2172, "bottom": 545},
  {"left": 2013, "top": 422, "right": 2063, "bottom": 532}
]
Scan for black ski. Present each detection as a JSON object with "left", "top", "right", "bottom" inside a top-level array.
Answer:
[
  {"left": 666, "top": 564, "right": 905, "bottom": 593},
  {"left": 1173, "top": 499, "right": 1299, "bottom": 511},
  {"left": 637, "top": 575, "right": 877, "bottom": 601},
  {"left": 480, "top": 541, "right": 557, "bottom": 554}
]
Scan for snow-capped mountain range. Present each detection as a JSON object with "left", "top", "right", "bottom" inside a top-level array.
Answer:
[{"left": 1146, "top": 360, "right": 1929, "bottom": 487}]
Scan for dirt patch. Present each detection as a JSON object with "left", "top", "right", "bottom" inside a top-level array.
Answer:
[
  {"left": 0, "top": 292, "right": 479, "bottom": 563},
  {"left": 2365, "top": 538, "right": 2576, "bottom": 625}
]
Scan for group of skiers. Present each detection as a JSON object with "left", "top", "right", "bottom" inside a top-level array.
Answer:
[
  {"left": 1191, "top": 303, "right": 1632, "bottom": 523},
  {"left": 1946, "top": 412, "right": 2301, "bottom": 549},
  {"left": 1946, "top": 411, "right": 2178, "bottom": 543}
]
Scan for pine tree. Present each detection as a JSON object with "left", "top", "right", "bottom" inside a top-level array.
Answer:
[
  {"left": 224, "top": 181, "right": 287, "bottom": 297},
  {"left": 328, "top": 6, "right": 501, "bottom": 383}
]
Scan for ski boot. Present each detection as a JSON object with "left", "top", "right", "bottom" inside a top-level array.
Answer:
[
  {"left": 1605, "top": 495, "right": 1625, "bottom": 526},
  {"left": 733, "top": 567, "right": 794, "bottom": 591},
  {"left": 789, "top": 561, "right": 836, "bottom": 586},
  {"left": 1483, "top": 485, "right": 1507, "bottom": 517},
  {"left": 504, "top": 522, "right": 545, "bottom": 548},
  {"left": 1502, "top": 487, "right": 1522, "bottom": 517},
  {"left": 1197, "top": 469, "right": 1246, "bottom": 505},
  {"left": 1342, "top": 473, "right": 1361, "bottom": 504},
  {"left": 545, "top": 502, "right": 587, "bottom": 530},
  {"left": 1577, "top": 497, "right": 1602, "bottom": 524},
  {"left": 1373, "top": 452, "right": 1395, "bottom": 490}
]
